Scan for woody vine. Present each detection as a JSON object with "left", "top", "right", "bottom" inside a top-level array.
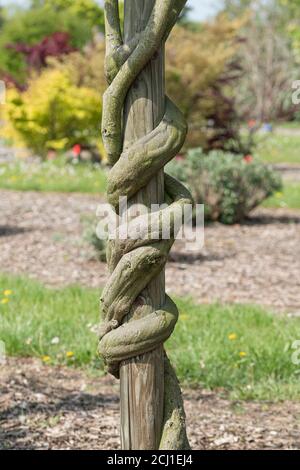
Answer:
[{"left": 99, "top": 0, "right": 192, "bottom": 449}]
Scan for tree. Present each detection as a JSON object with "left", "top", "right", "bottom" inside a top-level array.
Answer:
[
  {"left": 222, "top": 0, "right": 253, "bottom": 17},
  {"left": 47, "top": 13, "right": 245, "bottom": 154},
  {"left": 276, "top": 0, "right": 300, "bottom": 59},
  {"left": 99, "top": 0, "right": 191, "bottom": 449},
  {"left": 225, "top": 0, "right": 298, "bottom": 122},
  {"left": 30, "top": 0, "right": 105, "bottom": 30},
  {"left": 0, "top": 6, "right": 6, "bottom": 30},
  {"left": 7, "top": 32, "right": 76, "bottom": 73},
  {"left": 0, "top": 2, "right": 103, "bottom": 82},
  {"left": 237, "top": 13, "right": 296, "bottom": 122},
  {"left": 166, "top": 15, "right": 244, "bottom": 151}
]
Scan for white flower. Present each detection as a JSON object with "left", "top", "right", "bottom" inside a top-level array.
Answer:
[{"left": 51, "top": 337, "right": 60, "bottom": 345}]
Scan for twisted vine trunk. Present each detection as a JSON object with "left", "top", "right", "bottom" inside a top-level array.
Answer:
[
  {"left": 120, "top": 1, "right": 165, "bottom": 450},
  {"left": 99, "top": 0, "right": 191, "bottom": 450}
]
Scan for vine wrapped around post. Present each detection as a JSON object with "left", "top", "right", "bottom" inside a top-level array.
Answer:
[{"left": 99, "top": 0, "right": 192, "bottom": 449}]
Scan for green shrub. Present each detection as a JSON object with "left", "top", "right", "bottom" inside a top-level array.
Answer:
[
  {"left": 167, "top": 149, "right": 282, "bottom": 224},
  {"left": 82, "top": 215, "right": 107, "bottom": 263}
]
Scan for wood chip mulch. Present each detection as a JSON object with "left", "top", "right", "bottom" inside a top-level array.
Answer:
[
  {"left": 1, "top": 190, "right": 300, "bottom": 313},
  {"left": 1, "top": 190, "right": 300, "bottom": 450},
  {"left": 1, "top": 358, "right": 300, "bottom": 450}
]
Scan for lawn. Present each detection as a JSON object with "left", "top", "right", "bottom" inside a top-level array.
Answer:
[
  {"left": 255, "top": 133, "right": 300, "bottom": 165},
  {"left": 264, "top": 184, "right": 300, "bottom": 209},
  {"left": 0, "top": 155, "right": 299, "bottom": 210},
  {"left": 1, "top": 273, "right": 300, "bottom": 401},
  {"left": 0, "top": 159, "right": 107, "bottom": 193}
]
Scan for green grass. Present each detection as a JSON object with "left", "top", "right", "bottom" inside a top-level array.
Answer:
[
  {"left": 264, "top": 184, "right": 300, "bottom": 209},
  {"left": 0, "top": 159, "right": 107, "bottom": 193},
  {"left": 1, "top": 273, "right": 300, "bottom": 401},
  {"left": 255, "top": 134, "right": 300, "bottom": 165},
  {"left": 276, "top": 122, "right": 300, "bottom": 130}
]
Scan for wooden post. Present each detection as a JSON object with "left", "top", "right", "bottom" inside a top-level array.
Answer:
[
  {"left": 119, "top": 0, "right": 165, "bottom": 450},
  {"left": 100, "top": 0, "right": 190, "bottom": 450}
]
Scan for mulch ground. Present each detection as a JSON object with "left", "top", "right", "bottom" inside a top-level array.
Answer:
[
  {"left": 1, "top": 189, "right": 300, "bottom": 313},
  {"left": 1, "top": 189, "right": 300, "bottom": 450},
  {"left": 1, "top": 358, "right": 300, "bottom": 450}
]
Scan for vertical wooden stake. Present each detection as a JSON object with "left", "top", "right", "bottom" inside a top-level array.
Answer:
[{"left": 119, "top": 0, "right": 165, "bottom": 450}]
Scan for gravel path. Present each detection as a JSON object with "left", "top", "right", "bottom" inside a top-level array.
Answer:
[
  {"left": 1, "top": 358, "right": 300, "bottom": 450},
  {"left": 273, "top": 164, "right": 300, "bottom": 182},
  {"left": 1, "top": 190, "right": 300, "bottom": 312}
]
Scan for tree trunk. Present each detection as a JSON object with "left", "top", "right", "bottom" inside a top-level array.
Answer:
[
  {"left": 99, "top": 0, "right": 191, "bottom": 451},
  {"left": 120, "top": 0, "right": 165, "bottom": 450}
]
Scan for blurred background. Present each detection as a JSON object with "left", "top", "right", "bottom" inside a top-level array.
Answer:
[{"left": 1, "top": 0, "right": 300, "bottom": 450}]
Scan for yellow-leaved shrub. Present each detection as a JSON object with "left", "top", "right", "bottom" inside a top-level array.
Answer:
[
  {"left": 1, "top": 15, "right": 244, "bottom": 157},
  {"left": 1, "top": 68, "right": 102, "bottom": 157}
]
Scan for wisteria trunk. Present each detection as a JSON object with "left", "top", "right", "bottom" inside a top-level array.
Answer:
[{"left": 99, "top": 0, "right": 191, "bottom": 450}]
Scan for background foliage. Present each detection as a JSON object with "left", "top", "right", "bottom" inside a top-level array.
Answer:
[
  {"left": 3, "top": 68, "right": 102, "bottom": 155},
  {"left": 0, "top": 0, "right": 298, "bottom": 218},
  {"left": 167, "top": 149, "right": 281, "bottom": 224},
  {"left": 0, "top": 1, "right": 101, "bottom": 83}
]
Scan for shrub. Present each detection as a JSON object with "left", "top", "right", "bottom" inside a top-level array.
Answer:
[
  {"left": 6, "top": 32, "right": 76, "bottom": 73},
  {"left": 0, "top": 4, "right": 94, "bottom": 83},
  {"left": 2, "top": 68, "right": 102, "bottom": 156},
  {"left": 50, "top": 16, "right": 246, "bottom": 154},
  {"left": 82, "top": 216, "right": 107, "bottom": 262},
  {"left": 166, "top": 16, "right": 245, "bottom": 152},
  {"left": 167, "top": 149, "right": 282, "bottom": 224}
]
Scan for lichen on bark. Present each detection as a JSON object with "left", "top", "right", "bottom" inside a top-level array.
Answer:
[{"left": 99, "top": 0, "right": 192, "bottom": 450}]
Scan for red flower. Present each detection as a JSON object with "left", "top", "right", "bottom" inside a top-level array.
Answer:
[
  {"left": 72, "top": 144, "right": 81, "bottom": 156},
  {"left": 244, "top": 155, "right": 253, "bottom": 163}
]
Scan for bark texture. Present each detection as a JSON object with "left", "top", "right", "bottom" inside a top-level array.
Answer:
[{"left": 99, "top": 0, "right": 191, "bottom": 450}]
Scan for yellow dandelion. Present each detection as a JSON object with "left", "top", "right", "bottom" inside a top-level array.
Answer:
[
  {"left": 42, "top": 355, "right": 51, "bottom": 363},
  {"left": 228, "top": 333, "right": 237, "bottom": 341},
  {"left": 66, "top": 351, "right": 74, "bottom": 358},
  {"left": 239, "top": 351, "right": 247, "bottom": 358},
  {"left": 275, "top": 192, "right": 283, "bottom": 198},
  {"left": 3, "top": 290, "right": 13, "bottom": 296},
  {"left": 180, "top": 314, "right": 189, "bottom": 321},
  {"left": 1, "top": 298, "right": 9, "bottom": 304}
]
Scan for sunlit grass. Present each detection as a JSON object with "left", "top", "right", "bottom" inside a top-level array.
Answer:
[
  {"left": 264, "top": 184, "right": 300, "bottom": 209},
  {"left": 255, "top": 134, "right": 300, "bottom": 165},
  {"left": 0, "top": 158, "right": 107, "bottom": 193},
  {"left": 1, "top": 273, "right": 300, "bottom": 401}
]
